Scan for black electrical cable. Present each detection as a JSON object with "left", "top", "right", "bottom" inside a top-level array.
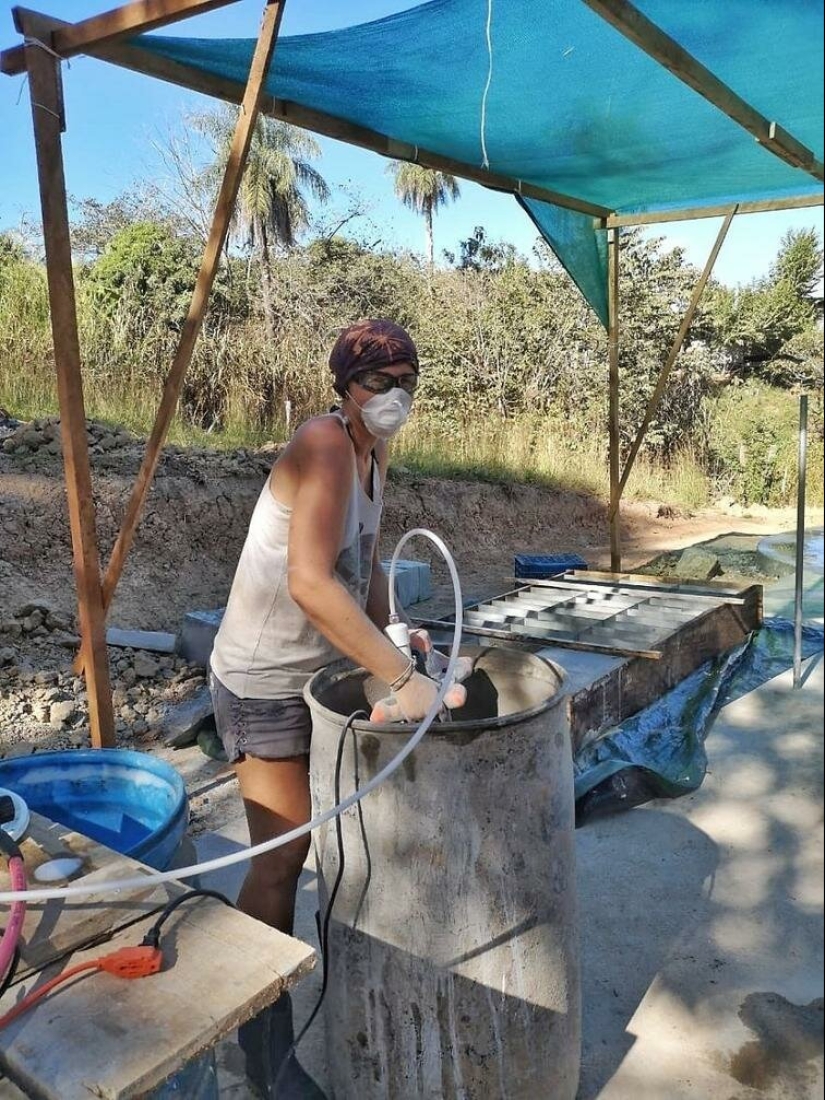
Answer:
[
  {"left": 272, "top": 709, "right": 368, "bottom": 1098},
  {"left": 141, "top": 888, "right": 235, "bottom": 950}
]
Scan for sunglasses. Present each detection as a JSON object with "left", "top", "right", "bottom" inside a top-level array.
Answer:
[{"left": 353, "top": 369, "right": 419, "bottom": 396}]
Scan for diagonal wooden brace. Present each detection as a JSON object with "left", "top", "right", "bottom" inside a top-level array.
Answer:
[{"left": 73, "top": 0, "right": 286, "bottom": 675}]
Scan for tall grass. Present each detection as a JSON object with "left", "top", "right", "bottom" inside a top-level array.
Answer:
[
  {"left": 394, "top": 415, "right": 712, "bottom": 507},
  {"left": 1, "top": 251, "right": 820, "bottom": 509}
]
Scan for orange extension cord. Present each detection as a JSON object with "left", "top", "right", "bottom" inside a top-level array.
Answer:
[{"left": 0, "top": 945, "right": 162, "bottom": 1030}]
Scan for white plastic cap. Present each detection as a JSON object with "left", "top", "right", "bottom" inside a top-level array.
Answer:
[{"left": 384, "top": 619, "right": 412, "bottom": 656}]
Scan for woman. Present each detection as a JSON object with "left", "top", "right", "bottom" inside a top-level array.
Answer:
[{"left": 209, "top": 318, "right": 466, "bottom": 1097}]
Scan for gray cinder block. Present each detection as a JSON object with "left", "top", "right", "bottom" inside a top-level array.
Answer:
[{"left": 178, "top": 608, "right": 225, "bottom": 667}]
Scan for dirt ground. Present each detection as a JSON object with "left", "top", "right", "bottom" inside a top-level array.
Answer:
[{"left": 1, "top": 414, "right": 822, "bottom": 771}]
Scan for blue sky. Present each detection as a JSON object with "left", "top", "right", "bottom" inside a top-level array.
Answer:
[{"left": 2, "top": 0, "right": 822, "bottom": 288}]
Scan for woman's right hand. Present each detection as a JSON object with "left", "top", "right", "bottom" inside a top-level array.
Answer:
[{"left": 369, "top": 670, "right": 467, "bottom": 724}]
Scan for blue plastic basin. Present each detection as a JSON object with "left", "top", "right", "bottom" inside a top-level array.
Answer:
[{"left": 0, "top": 749, "right": 188, "bottom": 871}]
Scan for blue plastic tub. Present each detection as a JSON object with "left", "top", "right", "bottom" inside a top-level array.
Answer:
[
  {"left": 0, "top": 749, "right": 188, "bottom": 871},
  {"left": 515, "top": 553, "right": 588, "bottom": 580}
]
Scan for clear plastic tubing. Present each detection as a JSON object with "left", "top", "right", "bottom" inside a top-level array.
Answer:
[{"left": 0, "top": 529, "right": 463, "bottom": 904}]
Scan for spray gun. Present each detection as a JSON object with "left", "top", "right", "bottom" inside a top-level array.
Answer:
[
  {"left": 385, "top": 614, "right": 441, "bottom": 678},
  {"left": 384, "top": 615, "right": 412, "bottom": 658},
  {"left": 384, "top": 614, "right": 475, "bottom": 697}
]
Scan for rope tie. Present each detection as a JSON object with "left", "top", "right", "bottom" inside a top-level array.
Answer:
[
  {"left": 23, "top": 35, "right": 69, "bottom": 64},
  {"left": 479, "top": 0, "right": 494, "bottom": 169},
  {"left": 31, "top": 100, "right": 62, "bottom": 120},
  {"left": 17, "top": 36, "right": 69, "bottom": 117}
]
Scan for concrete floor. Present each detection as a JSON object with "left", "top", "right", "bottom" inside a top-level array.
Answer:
[{"left": 195, "top": 569, "right": 823, "bottom": 1099}]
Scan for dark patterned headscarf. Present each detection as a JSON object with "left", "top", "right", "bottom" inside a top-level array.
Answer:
[{"left": 329, "top": 319, "right": 419, "bottom": 395}]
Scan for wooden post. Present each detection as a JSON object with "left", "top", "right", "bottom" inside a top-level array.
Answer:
[
  {"left": 98, "top": 0, "right": 285, "bottom": 618},
  {"left": 607, "top": 227, "right": 622, "bottom": 571},
  {"left": 20, "top": 26, "right": 115, "bottom": 747},
  {"left": 613, "top": 206, "right": 736, "bottom": 507}
]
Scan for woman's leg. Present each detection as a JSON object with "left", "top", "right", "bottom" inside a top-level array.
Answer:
[
  {"left": 233, "top": 753, "right": 312, "bottom": 935},
  {"left": 233, "top": 753, "right": 326, "bottom": 1096}
]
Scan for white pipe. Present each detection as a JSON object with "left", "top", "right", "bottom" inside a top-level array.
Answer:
[
  {"left": 0, "top": 530, "right": 464, "bottom": 904},
  {"left": 793, "top": 395, "right": 808, "bottom": 689}
]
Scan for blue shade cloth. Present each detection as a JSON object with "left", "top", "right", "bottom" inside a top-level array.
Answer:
[
  {"left": 519, "top": 198, "right": 610, "bottom": 326},
  {"left": 129, "top": 0, "right": 824, "bottom": 324}
]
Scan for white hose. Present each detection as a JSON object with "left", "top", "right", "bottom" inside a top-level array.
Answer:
[{"left": 0, "top": 530, "right": 463, "bottom": 904}]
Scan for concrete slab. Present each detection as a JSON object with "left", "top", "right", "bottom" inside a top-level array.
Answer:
[
  {"left": 105, "top": 627, "right": 177, "bottom": 653},
  {"left": 576, "top": 652, "right": 823, "bottom": 1099},
  {"left": 537, "top": 645, "right": 625, "bottom": 697}
]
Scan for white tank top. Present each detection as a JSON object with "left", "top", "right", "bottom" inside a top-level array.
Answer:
[{"left": 210, "top": 414, "right": 383, "bottom": 699}]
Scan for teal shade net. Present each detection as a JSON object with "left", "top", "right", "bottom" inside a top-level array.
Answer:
[{"left": 130, "top": 0, "right": 823, "bottom": 325}]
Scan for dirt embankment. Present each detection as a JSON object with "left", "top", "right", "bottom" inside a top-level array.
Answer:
[
  {"left": 1, "top": 415, "right": 820, "bottom": 759},
  {"left": 3, "top": 415, "right": 814, "bottom": 633}
]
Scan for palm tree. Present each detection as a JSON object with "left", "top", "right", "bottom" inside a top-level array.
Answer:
[
  {"left": 387, "top": 162, "right": 460, "bottom": 268},
  {"left": 193, "top": 106, "right": 330, "bottom": 340}
]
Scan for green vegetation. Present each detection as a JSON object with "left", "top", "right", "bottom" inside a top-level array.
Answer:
[
  {"left": 1, "top": 110, "right": 822, "bottom": 509},
  {"left": 387, "top": 162, "right": 460, "bottom": 268}
]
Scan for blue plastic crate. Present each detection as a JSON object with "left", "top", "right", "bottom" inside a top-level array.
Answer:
[{"left": 514, "top": 553, "right": 588, "bottom": 580}]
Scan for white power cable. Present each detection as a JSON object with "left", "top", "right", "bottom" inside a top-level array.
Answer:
[{"left": 0, "top": 530, "right": 463, "bottom": 905}]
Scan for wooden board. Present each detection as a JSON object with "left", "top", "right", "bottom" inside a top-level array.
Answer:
[
  {"left": 0, "top": 813, "right": 182, "bottom": 978},
  {"left": 0, "top": 896, "right": 316, "bottom": 1100}
]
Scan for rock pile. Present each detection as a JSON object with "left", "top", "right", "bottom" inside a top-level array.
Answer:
[
  {"left": 1, "top": 415, "right": 279, "bottom": 479},
  {"left": 0, "top": 598, "right": 207, "bottom": 758},
  {"left": 1, "top": 416, "right": 135, "bottom": 457}
]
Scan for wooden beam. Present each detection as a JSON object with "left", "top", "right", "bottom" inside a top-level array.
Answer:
[
  {"left": 583, "top": 0, "right": 824, "bottom": 183},
  {"left": 607, "top": 227, "right": 621, "bottom": 571},
  {"left": 20, "top": 13, "right": 610, "bottom": 220},
  {"left": 610, "top": 206, "right": 736, "bottom": 517},
  {"left": 20, "top": 16, "right": 115, "bottom": 748},
  {"left": 96, "top": 0, "right": 285, "bottom": 622},
  {"left": 606, "top": 192, "right": 824, "bottom": 228},
  {"left": 3, "top": 0, "right": 242, "bottom": 75}
]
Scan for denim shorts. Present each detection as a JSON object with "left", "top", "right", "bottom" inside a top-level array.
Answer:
[{"left": 208, "top": 668, "right": 313, "bottom": 762}]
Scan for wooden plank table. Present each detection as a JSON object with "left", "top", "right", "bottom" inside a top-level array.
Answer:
[{"left": 0, "top": 813, "right": 315, "bottom": 1099}]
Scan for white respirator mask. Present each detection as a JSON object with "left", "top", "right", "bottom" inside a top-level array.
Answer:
[{"left": 352, "top": 387, "right": 413, "bottom": 439}]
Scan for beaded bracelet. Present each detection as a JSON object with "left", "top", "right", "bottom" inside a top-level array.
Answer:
[{"left": 388, "top": 656, "right": 416, "bottom": 693}]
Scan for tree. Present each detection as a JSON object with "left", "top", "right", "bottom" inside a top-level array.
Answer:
[
  {"left": 192, "top": 106, "right": 329, "bottom": 342},
  {"left": 84, "top": 221, "right": 198, "bottom": 321},
  {"left": 770, "top": 227, "right": 823, "bottom": 298},
  {"left": 706, "top": 227, "right": 823, "bottom": 377},
  {"left": 69, "top": 192, "right": 173, "bottom": 261},
  {"left": 387, "top": 162, "right": 460, "bottom": 268},
  {"left": 444, "top": 225, "right": 517, "bottom": 272},
  {"left": 617, "top": 229, "right": 723, "bottom": 455}
]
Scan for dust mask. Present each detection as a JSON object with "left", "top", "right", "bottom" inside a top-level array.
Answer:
[{"left": 351, "top": 388, "right": 413, "bottom": 439}]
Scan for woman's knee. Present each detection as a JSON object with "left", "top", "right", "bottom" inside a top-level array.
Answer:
[{"left": 250, "top": 834, "right": 310, "bottom": 888}]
